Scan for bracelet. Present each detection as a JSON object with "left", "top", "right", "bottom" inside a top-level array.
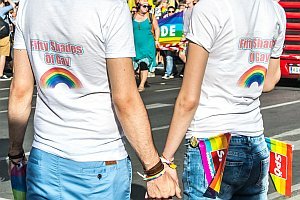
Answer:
[
  {"left": 9, "top": 157, "right": 25, "bottom": 167},
  {"left": 160, "top": 155, "right": 177, "bottom": 169},
  {"left": 8, "top": 150, "right": 25, "bottom": 160},
  {"left": 144, "top": 159, "right": 164, "bottom": 177},
  {"left": 137, "top": 169, "right": 166, "bottom": 182}
]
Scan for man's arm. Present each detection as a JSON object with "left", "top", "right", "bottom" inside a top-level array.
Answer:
[
  {"left": 163, "top": 42, "right": 208, "bottom": 161},
  {"left": 263, "top": 58, "right": 281, "bottom": 92},
  {"left": 8, "top": 49, "right": 34, "bottom": 157},
  {"left": 107, "top": 57, "right": 181, "bottom": 198}
]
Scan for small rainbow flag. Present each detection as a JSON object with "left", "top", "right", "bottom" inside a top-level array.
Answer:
[
  {"left": 158, "top": 12, "right": 183, "bottom": 50},
  {"left": 10, "top": 164, "right": 27, "bottom": 200},
  {"left": 198, "top": 133, "right": 231, "bottom": 198},
  {"left": 265, "top": 137, "right": 293, "bottom": 197}
]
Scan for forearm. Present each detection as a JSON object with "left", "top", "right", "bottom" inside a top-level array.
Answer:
[
  {"left": 163, "top": 42, "right": 207, "bottom": 161},
  {"left": 263, "top": 58, "right": 281, "bottom": 92},
  {"left": 113, "top": 95, "right": 160, "bottom": 170},
  {"left": 8, "top": 83, "right": 33, "bottom": 155},
  {"left": 163, "top": 94, "right": 198, "bottom": 160}
]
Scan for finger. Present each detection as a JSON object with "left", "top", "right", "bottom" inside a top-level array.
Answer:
[{"left": 175, "top": 184, "right": 182, "bottom": 199}]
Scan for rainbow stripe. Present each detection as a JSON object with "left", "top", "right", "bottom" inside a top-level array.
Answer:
[
  {"left": 11, "top": 164, "right": 27, "bottom": 200},
  {"left": 265, "top": 137, "right": 293, "bottom": 197},
  {"left": 40, "top": 67, "right": 82, "bottom": 89},
  {"left": 238, "top": 65, "right": 267, "bottom": 88},
  {"left": 158, "top": 12, "right": 183, "bottom": 45},
  {"left": 198, "top": 133, "right": 231, "bottom": 198}
]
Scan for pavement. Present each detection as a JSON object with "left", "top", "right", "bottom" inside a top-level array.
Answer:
[{"left": 1, "top": 69, "right": 300, "bottom": 199}]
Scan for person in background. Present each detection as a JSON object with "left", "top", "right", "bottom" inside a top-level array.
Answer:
[
  {"left": 8, "top": 0, "right": 181, "bottom": 199},
  {"left": 178, "top": 3, "right": 186, "bottom": 12},
  {"left": 162, "top": 0, "right": 286, "bottom": 199},
  {"left": 0, "top": 0, "right": 15, "bottom": 80},
  {"left": 131, "top": 6, "right": 137, "bottom": 17},
  {"left": 133, "top": 0, "right": 160, "bottom": 92},
  {"left": 162, "top": 6, "right": 177, "bottom": 79}
]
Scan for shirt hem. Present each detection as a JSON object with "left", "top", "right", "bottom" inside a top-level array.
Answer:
[
  {"left": 32, "top": 142, "right": 128, "bottom": 162},
  {"left": 105, "top": 52, "right": 136, "bottom": 58}
]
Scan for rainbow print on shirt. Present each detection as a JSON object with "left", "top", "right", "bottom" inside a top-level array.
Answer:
[
  {"left": 265, "top": 137, "right": 293, "bottom": 197},
  {"left": 238, "top": 65, "right": 267, "bottom": 88},
  {"left": 40, "top": 67, "right": 82, "bottom": 89}
]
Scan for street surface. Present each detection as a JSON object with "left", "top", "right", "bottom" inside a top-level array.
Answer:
[{"left": 1, "top": 71, "right": 300, "bottom": 199}]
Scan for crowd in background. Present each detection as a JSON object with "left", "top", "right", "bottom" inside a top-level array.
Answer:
[{"left": 130, "top": 0, "right": 198, "bottom": 91}]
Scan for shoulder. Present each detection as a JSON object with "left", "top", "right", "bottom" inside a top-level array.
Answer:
[
  {"left": 193, "top": 0, "right": 227, "bottom": 17},
  {"left": 192, "top": 0, "right": 229, "bottom": 24},
  {"left": 271, "top": 1, "right": 286, "bottom": 24},
  {"left": 272, "top": 1, "right": 286, "bottom": 18}
]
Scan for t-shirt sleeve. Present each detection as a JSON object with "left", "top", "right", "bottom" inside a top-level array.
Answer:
[
  {"left": 186, "top": 0, "right": 222, "bottom": 52},
  {"left": 271, "top": 4, "right": 286, "bottom": 58},
  {"left": 104, "top": 1, "right": 135, "bottom": 58},
  {"left": 13, "top": 1, "right": 26, "bottom": 50}
]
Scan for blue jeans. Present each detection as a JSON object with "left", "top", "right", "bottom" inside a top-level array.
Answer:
[
  {"left": 26, "top": 148, "right": 132, "bottom": 200},
  {"left": 183, "top": 134, "right": 269, "bottom": 200},
  {"left": 165, "top": 54, "right": 173, "bottom": 76}
]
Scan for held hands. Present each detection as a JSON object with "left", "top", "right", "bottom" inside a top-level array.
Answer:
[
  {"left": 144, "top": 158, "right": 181, "bottom": 199},
  {"left": 7, "top": 150, "right": 27, "bottom": 176},
  {"left": 145, "top": 167, "right": 181, "bottom": 199}
]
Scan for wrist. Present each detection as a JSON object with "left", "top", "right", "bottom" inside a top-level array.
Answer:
[
  {"left": 161, "top": 155, "right": 177, "bottom": 169},
  {"left": 138, "top": 159, "right": 165, "bottom": 182},
  {"left": 8, "top": 148, "right": 24, "bottom": 158},
  {"left": 161, "top": 152, "right": 174, "bottom": 162},
  {"left": 143, "top": 153, "right": 160, "bottom": 170}
]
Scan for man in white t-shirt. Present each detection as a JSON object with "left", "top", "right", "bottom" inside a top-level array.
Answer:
[
  {"left": 162, "top": 0, "right": 286, "bottom": 199},
  {"left": 7, "top": 0, "right": 181, "bottom": 199}
]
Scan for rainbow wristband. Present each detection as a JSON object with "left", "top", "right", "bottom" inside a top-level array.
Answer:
[
  {"left": 137, "top": 169, "right": 166, "bottom": 182},
  {"left": 143, "top": 169, "right": 165, "bottom": 181}
]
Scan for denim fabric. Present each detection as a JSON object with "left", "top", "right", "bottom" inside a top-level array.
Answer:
[
  {"left": 26, "top": 147, "right": 132, "bottom": 200},
  {"left": 165, "top": 54, "right": 174, "bottom": 76},
  {"left": 183, "top": 134, "right": 269, "bottom": 200}
]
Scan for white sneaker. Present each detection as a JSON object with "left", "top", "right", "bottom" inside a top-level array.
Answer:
[
  {"left": 162, "top": 74, "right": 174, "bottom": 79},
  {"left": 162, "top": 74, "right": 169, "bottom": 79},
  {"left": 0, "top": 74, "right": 12, "bottom": 81}
]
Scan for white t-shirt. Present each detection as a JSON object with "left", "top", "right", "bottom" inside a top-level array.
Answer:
[
  {"left": 186, "top": 0, "right": 286, "bottom": 138},
  {"left": 14, "top": 0, "right": 136, "bottom": 161}
]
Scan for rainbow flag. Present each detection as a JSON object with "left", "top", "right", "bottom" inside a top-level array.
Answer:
[
  {"left": 265, "top": 137, "right": 293, "bottom": 197},
  {"left": 10, "top": 163, "right": 27, "bottom": 200},
  {"left": 198, "top": 133, "right": 231, "bottom": 198},
  {"left": 158, "top": 12, "right": 183, "bottom": 50}
]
